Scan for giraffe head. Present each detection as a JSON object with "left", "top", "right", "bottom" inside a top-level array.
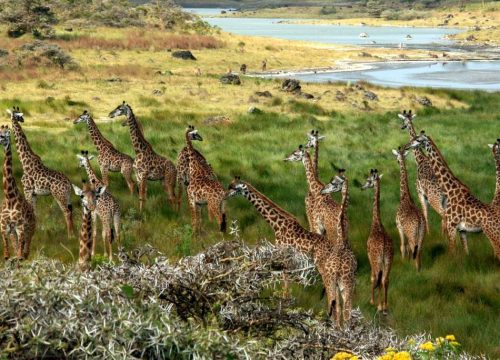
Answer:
[
  {"left": 361, "top": 169, "right": 383, "bottom": 190},
  {"left": 488, "top": 138, "right": 500, "bottom": 160},
  {"left": 76, "top": 150, "right": 94, "bottom": 168},
  {"left": 397, "top": 109, "right": 416, "bottom": 130},
  {"left": 321, "top": 169, "right": 346, "bottom": 194},
  {"left": 73, "top": 110, "right": 92, "bottom": 125},
  {"left": 391, "top": 146, "right": 409, "bottom": 161},
  {"left": 108, "top": 101, "right": 132, "bottom": 125},
  {"left": 0, "top": 125, "right": 11, "bottom": 150},
  {"left": 6, "top": 106, "right": 24, "bottom": 123},
  {"left": 227, "top": 176, "right": 248, "bottom": 197},
  {"left": 72, "top": 180, "right": 105, "bottom": 214},
  {"left": 186, "top": 125, "right": 203, "bottom": 141},
  {"left": 305, "top": 130, "right": 325, "bottom": 149},
  {"left": 405, "top": 130, "right": 431, "bottom": 152},
  {"left": 283, "top": 145, "right": 305, "bottom": 162}
]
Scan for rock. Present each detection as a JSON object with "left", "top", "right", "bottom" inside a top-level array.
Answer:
[
  {"left": 240, "top": 64, "right": 247, "bottom": 74},
  {"left": 0, "top": 49, "right": 8, "bottom": 57},
  {"left": 248, "top": 106, "right": 262, "bottom": 114},
  {"left": 358, "top": 52, "right": 372, "bottom": 57},
  {"left": 300, "top": 92, "right": 314, "bottom": 99},
  {"left": 172, "top": 50, "right": 196, "bottom": 60},
  {"left": 364, "top": 90, "right": 378, "bottom": 101},
  {"left": 64, "top": 27, "right": 73, "bottom": 32},
  {"left": 155, "top": 70, "right": 173, "bottom": 76},
  {"left": 417, "top": 96, "right": 432, "bottom": 107},
  {"left": 220, "top": 74, "right": 241, "bottom": 85},
  {"left": 92, "top": 96, "right": 101, "bottom": 101},
  {"left": 354, "top": 83, "right": 365, "bottom": 91},
  {"left": 203, "top": 116, "right": 231, "bottom": 125},
  {"left": 466, "top": 35, "right": 477, "bottom": 41},
  {"left": 335, "top": 90, "right": 346, "bottom": 101},
  {"left": 255, "top": 90, "right": 272, "bottom": 98},
  {"left": 152, "top": 89, "right": 163, "bottom": 96},
  {"left": 106, "top": 77, "right": 123, "bottom": 82},
  {"left": 281, "top": 79, "right": 301, "bottom": 93}
]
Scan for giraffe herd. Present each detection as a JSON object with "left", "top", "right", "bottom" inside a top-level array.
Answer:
[{"left": 1, "top": 104, "right": 499, "bottom": 327}]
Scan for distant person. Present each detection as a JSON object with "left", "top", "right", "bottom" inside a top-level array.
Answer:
[{"left": 261, "top": 59, "right": 267, "bottom": 72}]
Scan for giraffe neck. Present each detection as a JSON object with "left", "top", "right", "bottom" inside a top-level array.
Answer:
[
  {"left": 82, "top": 160, "right": 103, "bottom": 187},
  {"left": 2, "top": 143, "right": 21, "bottom": 204},
  {"left": 313, "top": 141, "right": 319, "bottom": 175},
  {"left": 336, "top": 179, "right": 349, "bottom": 243},
  {"left": 86, "top": 117, "right": 108, "bottom": 152},
  {"left": 126, "top": 110, "right": 150, "bottom": 154},
  {"left": 426, "top": 137, "right": 469, "bottom": 196},
  {"left": 406, "top": 122, "right": 428, "bottom": 167},
  {"left": 371, "top": 180, "right": 382, "bottom": 229},
  {"left": 79, "top": 208, "right": 93, "bottom": 270},
  {"left": 10, "top": 120, "right": 41, "bottom": 168},
  {"left": 397, "top": 157, "right": 412, "bottom": 202},
  {"left": 493, "top": 151, "right": 500, "bottom": 207},
  {"left": 302, "top": 151, "right": 323, "bottom": 194}
]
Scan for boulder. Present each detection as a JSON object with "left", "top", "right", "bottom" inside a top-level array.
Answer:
[
  {"left": 220, "top": 74, "right": 241, "bottom": 85},
  {"left": 248, "top": 106, "right": 262, "bottom": 114},
  {"left": 364, "top": 90, "right": 378, "bottom": 101},
  {"left": 466, "top": 35, "right": 477, "bottom": 41},
  {"left": 300, "top": 92, "right": 314, "bottom": 99},
  {"left": 417, "top": 96, "right": 432, "bottom": 107},
  {"left": 255, "top": 90, "right": 272, "bottom": 98},
  {"left": 281, "top": 79, "right": 301, "bottom": 93},
  {"left": 335, "top": 90, "right": 346, "bottom": 101},
  {"left": 0, "top": 49, "right": 8, "bottom": 57},
  {"left": 172, "top": 50, "right": 196, "bottom": 60}
]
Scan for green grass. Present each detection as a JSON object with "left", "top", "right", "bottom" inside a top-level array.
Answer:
[{"left": 1, "top": 89, "right": 499, "bottom": 356}]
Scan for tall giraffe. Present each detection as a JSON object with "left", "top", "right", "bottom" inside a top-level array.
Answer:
[
  {"left": 109, "top": 102, "right": 177, "bottom": 212},
  {"left": 176, "top": 125, "right": 216, "bottom": 209},
  {"left": 227, "top": 176, "right": 356, "bottom": 326},
  {"left": 406, "top": 131, "right": 500, "bottom": 259},
  {"left": 77, "top": 150, "right": 121, "bottom": 260},
  {"left": 7, "top": 107, "right": 74, "bottom": 238},
  {"left": 362, "top": 169, "right": 393, "bottom": 311},
  {"left": 74, "top": 110, "right": 135, "bottom": 194},
  {"left": 488, "top": 138, "right": 500, "bottom": 208},
  {"left": 305, "top": 129, "right": 325, "bottom": 175},
  {"left": 185, "top": 126, "right": 227, "bottom": 234},
  {"left": 284, "top": 145, "right": 341, "bottom": 243},
  {"left": 392, "top": 147, "right": 425, "bottom": 270},
  {"left": 72, "top": 181, "right": 105, "bottom": 271},
  {"left": 398, "top": 110, "right": 445, "bottom": 233},
  {"left": 0, "top": 125, "right": 36, "bottom": 260}
]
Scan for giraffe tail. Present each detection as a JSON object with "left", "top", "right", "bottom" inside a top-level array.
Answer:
[
  {"left": 329, "top": 299, "right": 336, "bottom": 318},
  {"left": 321, "top": 287, "right": 326, "bottom": 299},
  {"left": 220, "top": 213, "right": 227, "bottom": 233},
  {"left": 374, "top": 270, "right": 382, "bottom": 289},
  {"left": 68, "top": 204, "right": 73, "bottom": 212},
  {"left": 413, "top": 245, "right": 419, "bottom": 260},
  {"left": 111, "top": 228, "right": 115, "bottom": 243}
]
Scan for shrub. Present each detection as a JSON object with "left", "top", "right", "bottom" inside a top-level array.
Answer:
[{"left": 15, "top": 41, "right": 77, "bottom": 69}]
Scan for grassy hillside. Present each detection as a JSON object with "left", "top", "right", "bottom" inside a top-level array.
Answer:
[{"left": 0, "top": 24, "right": 498, "bottom": 357}]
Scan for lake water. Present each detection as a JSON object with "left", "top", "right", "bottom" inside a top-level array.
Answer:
[{"left": 186, "top": 8, "right": 499, "bottom": 91}]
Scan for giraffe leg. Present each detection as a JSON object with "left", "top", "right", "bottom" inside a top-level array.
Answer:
[
  {"left": 382, "top": 272, "right": 390, "bottom": 312},
  {"left": 91, "top": 212, "right": 98, "bottom": 257},
  {"left": 370, "top": 269, "right": 376, "bottom": 305},
  {"left": 335, "top": 285, "right": 343, "bottom": 327},
  {"left": 188, "top": 191, "right": 201, "bottom": 235},
  {"left": 445, "top": 221, "right": 458, "bottom": 254},
  {"left": 459, "top": 231, "right": 469, "bottom": 255},
  {"left": 102, "top": 226, "right": 112, "bottom": 261},
  {"left": 15, "top": 228, "right": 25, "bottom": 260},
  {"left": 138, "top": 178, "right": 147, "bottom": 213},
  {"left": 396, "top": 222, "right": 406, "bottom": 259},
  {"left": 163, "top": 173, "right": 178, "bottom": 211},
  {"left": 121, "top": 165, "right": 135, "bottom": 195},
  {"left": 113, "top": 211, "right": 121, "bottom": 247},
  {"left": 1, "top": 221, "right": 10, "bottom": 260},
  {"left": 55, "top": 195, "right": 75, "bottom": 239},
  {"left": 342, "top": 283, "right": 354, "bottom": 325},
  {"left": 418, "top": 191, "right": 430, "bottom": 234},
  {"left": 101, "top": 166, "right": 110, "bottom": 187},
  {"left": 479, "top": 217, "right": 500, "bottom": 260},
  {"left": 79, "top": 235, "right": 92, "bottom": 272}
]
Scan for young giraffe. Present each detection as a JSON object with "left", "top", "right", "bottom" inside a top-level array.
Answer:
[
  {"left": 0, "top": 125, "right": 36, "bottom": 260},
  {"left": 185, "top": 126, "right": 227, "bottom": 234},
  {"left": 392, "top": 147, "right": 425, "bottom": 270},
  {"left": 362, "top": 169, "right": 394, "bottom": 311},
  {"left": 176, "top": 125, "right": 216, "bottom": 209},
  {"left": 7, "top": 107, "right": 74, "bottom": 238},
  {"left": 406, "top": 131, "right": 500, "bottom": 259},
  {"left": 320, "top": 169, "right": 358, "bottom": 324},
  {"left": 109, "top": 102, "right": 177, "bottom": 212},
  {"left": 488, "top": 138, "right": 500, "bottom": 208},
  {"left": 398, "top": 110, "right": 446, "bottom": 233},
  {"left": 284, "top": 145, "right": 342, "bottom": 244},
  {"left": 74, "top": 110, "right": 135, "bottom": 194},
  {"left": 77, "top": 150, "right": 121, "bottom": 260},
  {"left": 227, "top": 176, "right": 356, "bottom": 327},
  {"left": 72, "top": 181, "right": 105, "bottom": 271}
]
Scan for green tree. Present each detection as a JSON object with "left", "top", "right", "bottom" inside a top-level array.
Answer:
[{"left": 0, "top": 0, "right": 58, "bottom": 38}]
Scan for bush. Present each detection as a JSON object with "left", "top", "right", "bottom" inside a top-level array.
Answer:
[
  {"left": 320, "top": 6, "right": 337, "bottom": 15},
  {"left": 15, "top": 41, "right": 77, "bottom": 69}
]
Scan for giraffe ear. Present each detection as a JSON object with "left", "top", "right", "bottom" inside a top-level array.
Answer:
[
  {"left": 379, "top": 174, "right": 384, "bottom": 179},
  {"left": 6, "top": 109, "right": 12, "bottom": 116},
  {"left": 392, "top": 149, "right": 399, "bottom": 156},
  {"left": 72, "top": 184, "right": 83, "bottom": 196},
  {"left": 96, "top": 186, "right": 106, "bottom": 197},
  {"left": 88, "top": 154, "right": 94, "bottom": 160},
  {"left": 488, "top": 144, "right": 494, "bottom": 149}
]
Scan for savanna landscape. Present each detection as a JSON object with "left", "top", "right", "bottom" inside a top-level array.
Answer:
[{"left": 0, "top": 0, "right": 499, "bottom": 359}]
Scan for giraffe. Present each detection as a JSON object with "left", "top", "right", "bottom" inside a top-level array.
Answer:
[
  {"left": 108, "top": 102, "right": 177, "bottom": 212},
  {"left": 176, "top": 125, "right": 216, "bottom": 209},
  {"left": 0, "top": 125, "right": 36, "bottom": 260},
  {"left": 74, "top": 110, "right": 135, "bottom": 194},
  {"left": 77, "top": 150, "right": 121, "bottom": 260},
  {"left": 284, "top": 145, "right": 342, "bottom": 244},
  {"left": 392, "top": 147, "right": 425, "bottom": 270},
  {"left": 7, "top": 107, "right": 74, "bottom": 238},
  {"left": 184, "top": 126, "right": 227, "bottom": 234},
  {"left": 406, "top": 131, "right": 500, "bottom": 260},
  {"left": 362, "top": 169, "right": 394, "bottom": 311},
  {"left": 398, "top": 110, "right": 445, "bottom": 233},
  {"left": 488, "top": 138, "right": 500, "bottom": 208},
  {"left": 304, "top": 129, "right": 325, "bottom": 175},
  {"left": 72, "top": 181, "right": 106, "bottom": 271},
  {"left": 227, "top": 176, "right": 356, "bottom": 326}
]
